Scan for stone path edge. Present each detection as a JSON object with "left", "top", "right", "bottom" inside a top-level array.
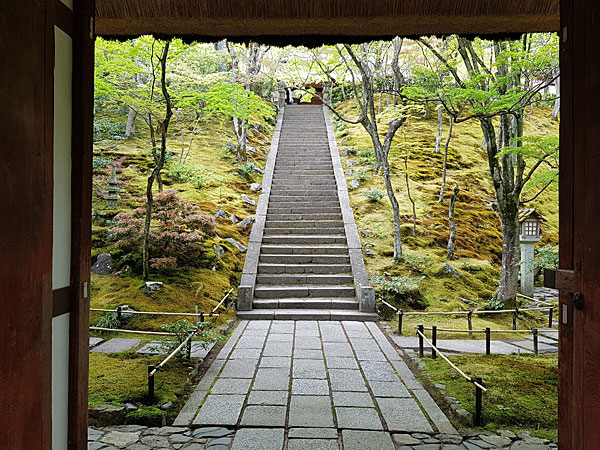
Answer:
[
  {"left": 238, "top": 107, "right": 285, "bottom": 310},
  {"left": 322, "top": 105, "right": 375, "bottom": 313},
  {"left": 173, "top": 320, "right": 249, "bottom": 426},
  {"left": 367, "top": 321, "right": 460, "bottom": 436}
]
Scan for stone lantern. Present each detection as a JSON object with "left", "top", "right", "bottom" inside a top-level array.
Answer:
[
  {"left": 103, "top": 164, "right": 121, "bottom": 209},
  {"left": 519, "top": 208, "right": 544, "bottom": 297}
]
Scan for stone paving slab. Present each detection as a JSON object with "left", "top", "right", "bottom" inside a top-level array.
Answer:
[
  {"left": 89, "top": 337, "right": 104, "bottom": 348},
  {"left": 376, "top": 397, "right": 434, "bottom": 433},
  {"left": 192, "top": 394, "right": 245, "bottom": 426},
  {"left": 230, "top": 428, "right": 285, "bottom": 450},
  {"left": 90, "top": 338, "right": 141, "bottom": 353},
  {"left": 342, "top": 430, "right": 395, "bottom": 450},
  {"left": 508, "top": 340, "right": 558, "bottom": 354},
  {"left": 287, "top": 438, "right": 340, "bottom": 450}
]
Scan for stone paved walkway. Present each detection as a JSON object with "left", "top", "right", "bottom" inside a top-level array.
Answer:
[{"left": 175, "top": 319, "right": 458, "bottom": 449}]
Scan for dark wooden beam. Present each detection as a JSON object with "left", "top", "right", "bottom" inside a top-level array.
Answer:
[
  {"left": 68, "top": 0, "right": 95, "bottom": 448},
  {"left": 0, "top": 0, "right": 54, "bottom": 448},
  {"left": 53, "top": 287, "right": 71, "bottom": 317},
  {"left": 55, "top": 0, "right": 74, "bottom": 36}
]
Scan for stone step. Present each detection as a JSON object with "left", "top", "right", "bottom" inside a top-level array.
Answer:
[
  {"left": 271, "top": 179, "right": 336, "bottom": 186},
  {"left": 262, "top": 235, "right": 347, "bottom": 245},
  {"left": 265, "top": 221, "right": 343, "bottom": 229},
  {"left": 267, "top": 201, "right": 340, "bottom": 208},
  {"left": 269, "top": 191, "right": 339, "bottom": 200},
  {"left": 271, "top": 181, "right": 337, "bottom": 188},
  {"left": 267, "top": 207, "right": 341, "bottom": 214},
  {"left": 269, "top": 188, "right": 338, "bottom": 195},
  {"left": 259, "top": 254, "right": 350, "bottom": 264},
  {"left": 274, "top": 163, "right": 333, "bottom": 168},
  {"left": 260, "top": 244, "right": 348, "bottom": 255},
  {"left": 253, "top": 285, "right": 355, "bottom": 298},
  {"left": 258, "top": 263, "right": 351, "bottom": 274},
  {"left": 237, "top": 309, "right": 379, "bottom": 321},
  {"left": 252, "top": 298, "right": 359, "bottom": 310},
  {"left": 256, "top": 273, "right": 354, "bottom": 285},
  {"left": 273, "top": 171, "right": 334, "bottom": 177},
  {"left": 266, "top": 213, "right": 342, "bottom": 221},
  {"left": 263, "top": 227, "right": 344, "bottom": 236}
]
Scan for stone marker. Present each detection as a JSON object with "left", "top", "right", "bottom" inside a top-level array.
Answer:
[{"left": 91, "top": 253, "right": 114, "bottom": 275}]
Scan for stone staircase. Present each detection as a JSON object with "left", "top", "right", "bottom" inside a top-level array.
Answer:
[{"left": 237, "top": 105, "right": 377, "bottom": 321}]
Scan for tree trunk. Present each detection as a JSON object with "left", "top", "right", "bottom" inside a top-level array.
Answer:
[
  {"left": 382, "top": 158, "right": 403, "bottom": 259},
  {"left": 438, "top": 116, "right": 453, "bottom": 203},
  {"left": 125, "top": 108, "right": 137, "bottom": 137},
  {"left": 447, "top": 184, "right": 459, "bottom": 260},
  {"left": 143, "top": 41, "right": 172, "bottom": 280},
  {"left": 423, "top": 100, "right": 430, "bottom": 119},
  {"left": 494, "top": 205, "right": 520, "bottom": 307},
  {"left": 404, "top": 150, "right": 417, "bottom": 237},
  {"left": 434, "top": 104, "right": 443, "bottom": 153},
  {"left": 552, "top": 71, "right": 560, "bottom": 119}
]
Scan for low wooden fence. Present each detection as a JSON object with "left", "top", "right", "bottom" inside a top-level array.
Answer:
[
  {"left": 415, "top": 328, "right": 487, "bottom": 425},
  {"left": 147, "top": 332, "right": 195, "bottom": 401},
  {"left": 416, "top": 324, "right": 558, "bottom": 356},
  {"left": 381, "top": 297, "right": 556, "bottom": 336}
]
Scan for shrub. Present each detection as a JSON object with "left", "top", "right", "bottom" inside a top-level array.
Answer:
[
  {"left": 484, "top": 298, "right": 504, "bottom": 311},
  {"left": 93, "top": 117, "right": 126, "bottom": 141},
  {"left": 357, "top": 148, "right": 376, "bottom": 163},
  {"left": 110, "top": 190, "right": 218, "bottom": 271},
  {"left": 235, "top": 161, "right": 257, "bottom": 178},
  {"left": 168, "top": 164, "right": 208, "bottom": 188},
  {"left": 96, "top": 312, "right": 121, "bottom": 329},
  {"left": 370, "top": 272, "right": 426, "bottom": 308},
  {"left": 363, "top": 189, "right": 384, "bottom": 203},
  {"left": 535, "top": 245, "right": 558, "bottom": 272},
  {"left": 355, "top": 168, "right": 372, "bottom": 182},
  {"left": 93, "top": 156, "right": 113, "bottom": 170}
]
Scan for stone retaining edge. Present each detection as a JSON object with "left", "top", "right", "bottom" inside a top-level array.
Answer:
[
  {"left": 238, "top": 107, "right": 285, "bottom": 310},
  {"left": 322, "top": 105, "right": 376, "bottom": 314}
]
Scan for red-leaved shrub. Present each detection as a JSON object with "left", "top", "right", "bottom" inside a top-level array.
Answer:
[{"left": 111, "top": 190, "right": 217, "bottom": 270}]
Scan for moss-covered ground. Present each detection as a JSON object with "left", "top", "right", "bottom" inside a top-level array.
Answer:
[
  {"left": 333, "top": 97, "right": 558, "bottom": 328},
  {"left": 90, "top": 113, "right": 270, "bottom": 415},
  {"left": 422, "top": 354, "right": 558, "bottom": 438}
]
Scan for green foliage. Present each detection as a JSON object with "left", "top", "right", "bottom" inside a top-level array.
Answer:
[
  {"left": 168, "top": 164, "right": 208, "bottom": 188},
  {"left": 200, "top": 82, "right": 274, "bottom": 125},
  {"left": 363, "top": 189, "right": 384, "bottom": 203},
  {"left": 93, "top": 118, "right": 126, "bottom": 141},
  {"left": 484, "top": 298, "right": 505, "bottom": 311},
  {"left": 234, "top": 161, "right": 257, "bottom": 178},
  {"left": 95, "top": 312, "right": 121, "bottom": 329},
  {"left": 355, "top": 169, "right": 372, "bottom": 182},
  {"left": 93, "top": 156, "right": 113, "bottom": 170},
  {"left": 371, "top": 272, "right": 426, "bottom": 308},
  {"left": 535, "top": 245, "right": 559, "bottom": 271}
]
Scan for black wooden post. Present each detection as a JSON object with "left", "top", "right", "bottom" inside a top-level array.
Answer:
[
  {"left": 398, "top": 310, "right": 403, "bottom": 335},
  {"left": 418, "top": 325, "right": 424, "bottom": 357},
  {"left": 513, "top": 306, "right": 519, "bottom": 330},
  {"left": 467, "top": 311, "right": 473, "bottom": 338},
  {"left": 548, "top": 307, "right": 554, "bottom": 328},
  {"left": 474, "top": 377, "right": 483, "bottom": 426},
  {"left": 116, "top": 305, "right": 122, "bottom": 323},
  {"left": 533, "top": 329, "right": 539, "bottom": 355},
  {"left": 432, "top": 326, "right": 437, "bottom": 358},
  {"left": 148, "top": 365, "right": 155, "bottom": 401},
  {"left": 200, "top": 312, "right": 205, "bottom": 323},
  {"left": 195, "top": 305, "right": 199, "bottom": 327},
  {"left": 186, "top": 338, "right": 192, "bottom": 360},
  {"left": 485, "top": 327, "right": 491, "bottom": 355}
]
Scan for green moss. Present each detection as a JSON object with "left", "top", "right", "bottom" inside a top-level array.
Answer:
[
  {"left": 423, "top": 354, "right": 557, "bottom": 436},
  {"left": 334, "top": 100, "right": 557, "bottom": 321},
  {"left": 88, "top": 352, "right": 190, "bottom": 406}
]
